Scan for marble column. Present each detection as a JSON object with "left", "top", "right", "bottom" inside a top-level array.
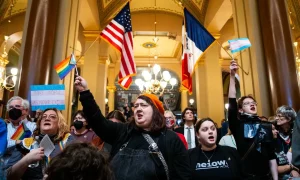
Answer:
[
  {"left": 204, "top": 42, "right": 224, "bottom": 126},
  {"left": 194, "top": 60, "right": 208, "bottom": 119},
  {"left": 180, "top": 86, "right": 188, "bottom": 111},
  {"left": 257, "top": 0, "right": 300, "bottom": 111},
  {"left": 17, "top": 0, "right": 60, "bottom": 98},
  {"left": 232, "top": 0, "right": 272, "bottom": 116},
  {"left": 16, "top": 0, "right": 80, "bottom": 124},
  {"left": 97, "top": 57, "right": 109, "bottom": 113},
  {"left": 107, "top": 85, "right": 116, "bottom": 113}
]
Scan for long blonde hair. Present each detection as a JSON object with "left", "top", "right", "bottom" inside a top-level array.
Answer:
[{"left": 33, "top": 108, "right": 69, "bottom": 143}]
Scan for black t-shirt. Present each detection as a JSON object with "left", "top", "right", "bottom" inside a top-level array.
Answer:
[{"left": 189, "top": 146, "right": 234, "bottom": 180}]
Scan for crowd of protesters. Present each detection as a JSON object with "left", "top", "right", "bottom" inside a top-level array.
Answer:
[{"left": 0, "top": 60, "right": 299, "bottom": 180}]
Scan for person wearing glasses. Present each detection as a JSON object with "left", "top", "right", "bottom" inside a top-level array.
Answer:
[
  {"left": 228, "top": 60, "right": 277, "bottom": 180},
  {"left": 188, "top": 118, "right": 243, "bottom": 180},
  {"left": 74, "top": 76, "right": 191, "bottom": 180},
  {"left": 274, "top": 106, "right": 297, "bottom": 179},
  {"left": 6, "top": 96, "right": 36, "bottom": 149},
  {"left": 71, "top": 110, "right": 103, "bottom": 149},
  {"left": 5, "top": 108, "right": 74, "bottom": 180}
]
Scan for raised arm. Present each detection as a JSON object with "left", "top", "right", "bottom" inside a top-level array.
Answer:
[
  {"left": 75, "top": 76, "right": 126, "bottom": 144},
  {"left": 228, "top": 60, "right": 238, "bottom": 99},
  {"left": 228, "top": 61, "right": 239, "bottom": 135}
]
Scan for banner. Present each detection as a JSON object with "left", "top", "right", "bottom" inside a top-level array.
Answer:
[{"left": 30, "top": 84, "right": 65, "bottom": 111}]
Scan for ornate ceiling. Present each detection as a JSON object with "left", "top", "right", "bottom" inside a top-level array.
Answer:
[
  {"left": 97, "top": 0, "right": 209, "bottom": 62},
  {"left": 0, "top": 0, "right": 27, "bottom": 24}
]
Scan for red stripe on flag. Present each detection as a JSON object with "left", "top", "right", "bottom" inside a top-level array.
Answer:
[
  {"left": 109, "top": 22, "right": 124, "bottom": 36},
  {"left": 100, "top": 33, "right": 122, "bottom": 52},
  {"left": 104, "top": 25, "right": 123, "bottom": 44},
  {"left": 182, "top": 54, "right": 192, "bottom": 94}
]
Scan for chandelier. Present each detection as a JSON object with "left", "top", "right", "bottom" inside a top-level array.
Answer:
[
  {"left": 135, "top": 64, "right": 177, "bottom": 94},
  {"left": 0, "top": 36, "right": 18, "bottom": 91}
]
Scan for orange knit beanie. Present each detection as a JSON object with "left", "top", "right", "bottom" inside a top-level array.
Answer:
[{"left": 139, "top": 94, "right": 164, "bottom": 115}]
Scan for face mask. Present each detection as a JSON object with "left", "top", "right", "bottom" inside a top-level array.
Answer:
[
  {"left": 166, "top": 119, "right": 175, "bottom": 129},
  {"left": 73, "top": 121, "right": 84, "bottom": 130},
  {"left": 9, "top": 108, "right": 22, "bottom": 121}
]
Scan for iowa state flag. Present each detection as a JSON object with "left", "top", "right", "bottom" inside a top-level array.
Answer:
[{"left": 182, "top": 9, "right": 215, "bottom": 94}]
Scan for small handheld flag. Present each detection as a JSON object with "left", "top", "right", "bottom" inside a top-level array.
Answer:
[
  {"left": 10, "top": 123, "right": 32, "bottom": 140},
  {"left": 54, "top": 54, "right": 77, "bottom": 80},
  {"left": 228, "top": 38, "right": 251, "bottom": 53}
]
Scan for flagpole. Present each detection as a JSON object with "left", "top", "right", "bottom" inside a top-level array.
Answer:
[
  {"left": 216, "top": 40, "right": 249, "bottom": 75},
  {"left": 76, "top": 36, "right": 100, "bottom": 63}
]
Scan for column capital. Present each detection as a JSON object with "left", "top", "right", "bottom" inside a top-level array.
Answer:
[
  {"left": 211, "top": 33, "right": 221, "bottom": 39},
  {"left": 99, "top": 56, "right": 110, "bottom": 65},
  {"left": 83, "top": 31, "right": 101, "bottom": 41},
  {"left": 179, "top": 85, "right": 188, "bottom": 92},
  {"left": 219, "top": 58, "right": 223, "bottom": 66},
  {"left": 107, "top": 85, "right": 117, "bottom": 92}
]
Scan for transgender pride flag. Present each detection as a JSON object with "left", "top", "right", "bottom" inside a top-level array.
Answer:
[{"left": 228, "top": 38, "right": 251, "bottom": 53}]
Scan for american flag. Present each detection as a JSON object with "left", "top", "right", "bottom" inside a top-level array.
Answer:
[{"left": 100, "top": 3, "right": 136, "bottom": 89}]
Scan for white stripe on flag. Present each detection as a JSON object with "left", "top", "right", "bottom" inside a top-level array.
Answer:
[
  {"left": 186, "top": 36, "right": 203, "bottom": 74},
  {"left": 107, "top": 24, "right": 123, "bottom": 39},
  {"left": 101, "top": 30, "right": 123, "bottom": 48}
]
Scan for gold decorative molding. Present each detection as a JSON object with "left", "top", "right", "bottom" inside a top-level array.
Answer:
[
  {"left": 131, "top": 7, "right": 182, "bottom": 16},
  {"left": 83, "top": 30, "right": 101, "bottom": 41},
  {"left": 172, "top": 0, "right": 209, "bottom": 24},
  {"left": 97, "top": 0, "right": 208, "bottom": 28},
  {"left": 179, "top": 85, "right": 188, "bottom": 92},
  {"left": 173, "top": 42, "right": 182, "bottom": 57},
  {"left": 107, "top": 85, "right": 117, "bottom": 92},
  {"left": 212, "top": 33, "right": 221, "bottom": 40},
  {"left": 74, "top": 56, "right": 111, "bottom": 65}
]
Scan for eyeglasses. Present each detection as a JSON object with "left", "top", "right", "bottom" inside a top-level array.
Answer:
[
  {"left": 276, "top": 115, "right": 288, "bottom": 121},
  {"left": 165, "top": 117, "right": 174, "bottom": 120},
  {"left": 242, "top": 102, "right": 257, "bottom": 106},
  {"left": 8, "top": 104, "right": 23, "bottom": 109},
  {"left": 134, "top": 103, "right": 150, "bottom": 109},
  {"left": 42, "top": 114, "right": 57, "bottom": 121}
]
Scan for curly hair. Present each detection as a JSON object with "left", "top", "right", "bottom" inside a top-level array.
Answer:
[
  {"left": 33, "top": 108, "right": 69, "bottom": 143},
  {"left": 45, "top": 143, "right": 114, "bottom": 180}
]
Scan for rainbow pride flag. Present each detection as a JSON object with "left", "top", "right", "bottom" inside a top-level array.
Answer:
[
  {"left": 54, "top": 54, "right": 76, "bottom": 80},
  {"left": 10, "top": 123, "right": 32, "bottom": 140}
]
